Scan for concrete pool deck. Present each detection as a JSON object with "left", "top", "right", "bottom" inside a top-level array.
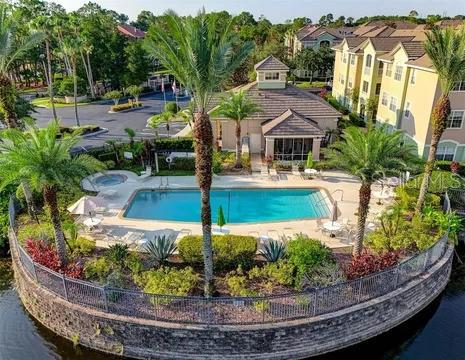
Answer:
[{"left": 90, "top": 170, "right": 393, "bottom": 249}]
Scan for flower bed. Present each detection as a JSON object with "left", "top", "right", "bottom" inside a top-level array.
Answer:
[{"left": 110, "top": 101, "right": 142, "bottom": 112}]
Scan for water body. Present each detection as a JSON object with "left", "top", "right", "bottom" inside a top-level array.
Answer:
[{"left": 1, "top": 256, "right": 464, "bottom": 360}]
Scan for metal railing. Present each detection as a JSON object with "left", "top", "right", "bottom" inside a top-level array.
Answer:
[{"left": 9, "top": 199, "right": 450, "bottom": 325}]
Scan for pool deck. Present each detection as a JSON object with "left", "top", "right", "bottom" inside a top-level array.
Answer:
[{"left": 91, "top": 170, "right": 392, "bottom": 249}]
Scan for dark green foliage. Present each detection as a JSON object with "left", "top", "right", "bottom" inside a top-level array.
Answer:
[
  {"left": 105, "top": 244, "right": 129, "bottom": 268},
  {"left": 56, "top": 77, "right": 87, "bottom": 97},
  {"left": 404, "top": 170, "right": 465, "bottom": 194},
  {"left": 144, "top": 235, "right": 177, "bottom": 266},
  {"left": 165, "top": 101, "right": 180, "bottom": 114},
  {"left": 153, "top": 138, "right": 194, "bottom": 152},
  {"left": 178, "top": 235, "right": 257, "bottom": 271},
  {"left": 124, "top": 40, "right": 151, "bottom": 86}
]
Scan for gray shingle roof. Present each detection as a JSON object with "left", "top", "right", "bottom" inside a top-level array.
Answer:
[
  {"left": 254, "top": 56, "right": 289, "bottom": 71},
  {"left": 262, "top": 109, "right": 324, "bottom": 137}
]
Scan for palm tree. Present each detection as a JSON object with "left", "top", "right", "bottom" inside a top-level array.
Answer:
[
  {"left": 124, "top": 127, "right": 136, "bottom": 147},
  {"left": 0, "top": 121, "right": 105, "bottom": 264},
  {"left": 145, "top": 10, "right": 254, "bottom": 296},
  {"left": 216, "top": 90, "right": 260, "bottom": 168},
  {"left": 415, "top": 26, "right": 465, "bottom": 215},
  {"left": 0, "top": 3, "right": 44, "bottom": 128},
  {"left": 325, "top": 125, "right": 415, "bottom": 256},
  {"left": 62, "top": 37, "right": 82, "bottom": 127}
]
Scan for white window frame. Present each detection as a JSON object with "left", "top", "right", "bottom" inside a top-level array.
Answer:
[
  {"left": 381, "top": 92, "right": 388, "bottom": 106},
  {"left": 343, "top": 53, "right": 347, "bottom": 64},
  {"left": 264, "top": 72, "right": 280, "bottom": 80},
  {"left": 394, "top": 65, "right": 403, "bottom": 81},
  {"left": 452, "top": 80, "right": 465, "bottom": 92},
  {"left": 350, "top": 54, "right": 355, "bottom": 65},
  {"left": 389, "top": 96, "right": 397, "bottom": 112},
  {"left": 362, "top": 80, "right": 369, "bottom": 94},
  {"left": 436, "top": 144, "right": 456, "bottom": 161},
  {"left": 385, "top": 63, "right": 392, "bottom": 77},
  {"left": 348, "top": 78, "right": 353, "bottom": 88},
  {"left": 446, "top": 110, "right": 464, "bottom": 129},
  {"left": 339, "top": 74, "right": 345, "bottom": 85},
  {"left": 404, "top": 101, "right": 411, "bottom": 118},
  {"left": 410, "top": 69, "right": 416, "bottom": 85}
]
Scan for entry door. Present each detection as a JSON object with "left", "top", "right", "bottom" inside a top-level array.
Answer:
[{"left": 250, "top": 133, "right": 262, "bottom": 153}]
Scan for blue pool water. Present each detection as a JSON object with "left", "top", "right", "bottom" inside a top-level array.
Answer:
[
  {"left": 123, "top": 188, "right": 330, "bottom": 223},
  {"left": 93, "top": 174, "right": 127, "bottom": 186}
]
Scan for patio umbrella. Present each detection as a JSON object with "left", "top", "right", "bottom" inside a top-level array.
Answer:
[
  {"left": 67, "top": 196, "right": 106, "bottom": 220},
  {"left": 331, "top": 201, "right": 338, "bottom": 224}
]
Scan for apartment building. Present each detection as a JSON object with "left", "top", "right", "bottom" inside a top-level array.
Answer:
[{"left": 331, "top": 22, "right": 465, "bottom": 161}]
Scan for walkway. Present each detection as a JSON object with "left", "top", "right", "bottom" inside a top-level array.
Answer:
[{"left": 250, "top": 153, "right": 263, "bottom": 172}]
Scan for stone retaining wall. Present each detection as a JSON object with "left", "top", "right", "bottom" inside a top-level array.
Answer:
[{"left": 12, "top": 242, "right": 453, "bottom": 360}]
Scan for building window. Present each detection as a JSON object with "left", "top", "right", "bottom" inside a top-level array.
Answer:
[
  {"left": 365, "top": 54, "right": 372, "bottom": 68},
  {"left": 446, "top": 110, "right": 464, "bottom": 128},
  {"left": 343, "top": 53, "right": 347, "bottom": 63},
  {"left": 436, "top": 145, "right": 455, "bottom": 161},
  {"left": 394, "top": 65, "right": 403, "bottom": 81},
  {"left": 389, "top": 96, "right": 397, "bottom": 112},
  {"left": 350, "top": 54, "right": 355, "bottom": 65},
  {"left": 410, "top": 69, "right": 416, "bottom": 85},
  {"left": 348, "top": 78, "right": 353, "bottom": 88},
  {"left": 381, "top": 92, "right": 388, "bottom": 106},
  {"left": 264, "top": 72, "right": 280, "bottom": 80},
  {"left": 404, "top": 101, "right": 411, "bottom": 118},
  {"left": 453, "top": 80, "right": 465, "bottom": 91},
  {"left": 339, "top": 74, "right": 345, "bottom": 85},
  {"left": 386, "top": 63, "right": 392, "bottom": 77},
  {"left": 273, "top": 138, "right": 313, "bottom": 161},
  {"left": 375, "top": 83, "right": 381, "bottom": 95},
  {"left": 362, "top": 81, "right": 369, "bottom": 93}
]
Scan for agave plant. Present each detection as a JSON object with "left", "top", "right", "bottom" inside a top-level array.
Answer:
[
  {"left": 145, "top": 235, "right": 177, "bottom": 266},
  {"left": 260, "top": 240, "right": 286, "bottom": 263}
]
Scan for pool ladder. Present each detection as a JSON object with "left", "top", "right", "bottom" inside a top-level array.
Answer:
[
  {"left": 158, "top": 177, "right": 169, "bottom": 190},
  {"left": 315, "top": 189, "right": 344, "bottom": 206}
]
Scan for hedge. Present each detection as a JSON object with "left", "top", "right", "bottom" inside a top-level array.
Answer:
[
  {"left": 154, "top": 138, "right": 194, "bottom": 151},
  {"left": 178, "top": 235, "right": 257, "bottom": 271},
  {"left": 111, "top": 101, "right": 142, "bottom": 112}
]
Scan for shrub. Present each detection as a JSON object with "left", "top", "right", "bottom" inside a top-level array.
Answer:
[
  {"left": 68, "top": 236, "right": 96, "bottom": 257},
  {"left": 259, "top": 240, "right": 286, "bottom": 263},
  {"left": 84, "top": 258, "right": 112, "bottom": 281},
  {"left": 403, "top": 170, "right": 465, "bottom": 194},
  {"left": 110, "top": 101, "right": 142, "bottom": 112},
  {"left": 286, "top": 234, "right": 334, "bottom": 283},
  {"left": 226, "top": 273, "right": 256, "bottom": 296},
  {"left": 105, "top": 244, "right": 129, "bottom": 268},
  {"left": 144, "top": 235, "right": 177, "bottom": 266},
  {"left": 17, "top": 223, "right": 54, "bottom": 244},
  {"left": 301, "top": 262, "right": 345, "bottom": 289},
  {"left": 57, "top": 76, "right": 87, "bottom": 97},
  {"left": 171, "top": 157, "right": 196, "bottom": 171},
  {"left": 344, "top": 250, "right": 400, "bottom": 280},
  {"left": 124, "top": 252, "right": 144, "bottom": 275},
  {"left": 165, "top": 101, "right": 180, "bottom": 114},
  {"left": 395, "top": 186, "right": 441, "bottom": 211},
  {"left": 105, "top": 271, "right": 126, "bottom": 302},
  {"left": 139, "top": 267, "right": 199, "bottom": 297},
  {"left": 153, "top": 138, "right": 194, "bottom": 152},
  {"left": 248, "top": 260, "right": 294, "bottom": 287},
  {"left": 178, "top": 235, "right": 257, "bottom": 271}
]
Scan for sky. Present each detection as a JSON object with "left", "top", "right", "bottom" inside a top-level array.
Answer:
[{"left": 53, "top": 0, "right": 465, "bottom": 23}]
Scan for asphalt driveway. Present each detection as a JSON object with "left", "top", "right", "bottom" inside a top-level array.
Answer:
[{"left": 31, "top": 91, "right": 190, "bottom": 150}]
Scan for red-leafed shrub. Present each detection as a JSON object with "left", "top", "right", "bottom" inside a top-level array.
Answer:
[
  {"left": 450, "top": 161, "right": 460, "bottom": 173},
  {"left": 24, "top": 239, "right": 83, "bottom": 279},
  {"left": 344, "top": 250, "right": 401, "bottom": 280},
  {"left": 319, "top": 89, "right": 329, "bottom": 99}
]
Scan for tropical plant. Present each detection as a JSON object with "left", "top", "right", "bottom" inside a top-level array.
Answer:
[
  {"left": 125, "top": 85, "right": 143, "bottom": 103},
  {"left": 144, "top": 235, "right": 177, "bottom": 266},
  {"left": 165, "top": 101, "right": 180, "bottom": 114},
  {"left": 259, "top": 240, "right": 286, "bottom": 263},
  {"left": 105, "top": 243, "right": 130, "bottom": 267},
  {"left": 145, "top": 9, "right": 254, "bottom": 295},
  {"left": 104, "top": 90, "right": 123, "bottom": 106},
  {"left": 305, "top": 151, "right": 314, "bottom": 169},
  {"left": 147, "top": 111, "right": 174, "bottom": 136},
  {"left": 216, "top": 90, "right": 260, "bottom": 168},
  {"left": 0, "top": 121, "right": 105, "bottom": 264},
  {"left": 0, "top": 3, "right": 44, "bottom": 128},
  {"left": 62, "top": 37, "right": 83, "bottom": 126},
  {"left": 324, "top": 125, "right": 415, "bottom": 255},
  {"left": 415, "top": 27, "right": 465, "bottom": 214},
  {"left": 124, "top": 127, "right": 136, "bottom": 147}
]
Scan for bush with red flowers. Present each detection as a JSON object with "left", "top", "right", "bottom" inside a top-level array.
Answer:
[
  {"left": 319, "top": 89, "right": 329, "bottom": 100},
  {"left": 25, "top": 239, "right": 83, "bottom": 279},
  {"left": 344, "top": 250, "right": 401, "bottom": 280},
  {"left": 450, "top": 161, "right": 460, "bottom": 173}
]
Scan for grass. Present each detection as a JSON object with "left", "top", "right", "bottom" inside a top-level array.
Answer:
[
  {"left": 156, "top": 169, "right": 195, "bottom": 176},
  {"left": 31, "top": 97, "right": 91, "bottom": 108},
  {"left": 295, "top": 81, "right": 327, "bottom": 89},
  {"left": 20, "top": 87, "right": 46, "bottom": 94}
]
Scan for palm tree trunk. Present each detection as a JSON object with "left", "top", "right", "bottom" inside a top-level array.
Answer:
[
  {"left": 43, "top": 186, "right": 67, "bottom": 265},
  {"left": 193, "top": 112, "right": 214, "bottom": 296},
  {"left": 86, "top": 51, "right": 95, "bottom": 99},
  {"left": 415, "top": 95, "right": 450, "bottom": 215},
  {"left": 80, "top": 50, "right": 95, "bottom": 99},
  {"left": 0, "top": 73, "right": 19, "bottom": 128},
  {"left": 235, "top": 120, "right": 242, "bottom": 168},
  {"left": 45, "top": 39, "right": 57, "bottom": 120},
  {"left": 353, "top": 182, "right": 372, "bottom": 256},
  {"left": 72, "top": 60, "right": 80, "bottom": 127},
  {"left": 21, "top": 181, "right": 38, "bottom": 223}
]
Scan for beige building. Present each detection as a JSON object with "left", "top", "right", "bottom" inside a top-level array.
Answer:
[
  {"left": 331, "top": 21, "right": 465, "bottom": 161},
  {"left": 211, "top": 56, "right": 341, "bottom": 161}
]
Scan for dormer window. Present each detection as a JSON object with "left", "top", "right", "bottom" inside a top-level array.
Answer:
[{"left": 265, "top": 72, "right": 280, "bottom": 80}]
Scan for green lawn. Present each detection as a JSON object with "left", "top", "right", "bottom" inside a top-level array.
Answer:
[
  {"left": 295, "top": 81, "right": 327, "bottom": 89},
  {"left": 156, "top": 169, "right": 195, "bottom": 176},
  {"left": 31, "top": 97, "right": 91, "bottom": 108}
]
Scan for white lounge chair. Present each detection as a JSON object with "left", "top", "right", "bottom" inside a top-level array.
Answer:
[
  {"left": 292, "top": 164, "right": 302, "bottom": 179},
  {"left": 269, "top": 168, "right": 279, "bottom": 181},
  {"left": 139, "top": 166, "right": 152, "bottom": 180}
]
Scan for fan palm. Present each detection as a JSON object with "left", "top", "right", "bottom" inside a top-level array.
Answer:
[
  {"left": 325, "top": 125, "right": 415, "bottom": 256},
  {"left": 0, "top": 120, "right": 105, "bottom": 264},
  {"left": 415, "top": 26, "right": 465, "bottom": 214},
  {"left": 216, "top": 90, "right": 260, "bottom": 168},
  {"left": 0, "top": 3, "right": 45, "bottom": 128},
  {"left": 145, "top": 9, "right": 254, "bottom": 296}
]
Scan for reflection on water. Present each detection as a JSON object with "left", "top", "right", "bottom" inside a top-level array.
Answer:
[{"left": 1, "top": 257, "right": 464, "bottom": 360}]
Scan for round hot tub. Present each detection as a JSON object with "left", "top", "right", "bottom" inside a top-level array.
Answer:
[{"left": 93, "top": 174, "right": 127, "bottom": 187}]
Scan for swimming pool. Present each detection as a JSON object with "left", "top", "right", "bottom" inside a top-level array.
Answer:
[
  {"left": 123, "top": 188, "right": 330, "bottom": 223},
  {"left": 93, "top": 174, "right": 127, "bottom": 187}
]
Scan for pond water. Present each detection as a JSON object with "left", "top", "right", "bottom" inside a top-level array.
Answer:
[{"left": 1, "top": 256, "right": 464, "bottom": 360}]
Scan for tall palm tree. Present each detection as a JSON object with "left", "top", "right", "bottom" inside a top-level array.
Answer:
[
  {"left": 216, "top": 90, "right": 260, "bottom": 168},
  {"left": 415, "top": 26, "right": 465, "bottom": 215},
  {"left": 325, "top": 125, "right": 415, "bottom": 256},
  {"left": 0, "top": 3, "right": 44, "bottom": 128},
  {"left": 0, "top": 121, "right": 105, "bottom": 264},
  {"left": 145, "top": 10, "right": 254, "bottom": 296},
  {"left": 62, "top": 37, "right": 81, "bottom": 127}
]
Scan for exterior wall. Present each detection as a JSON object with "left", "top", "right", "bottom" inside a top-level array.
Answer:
[
  {"left": 257, "top": 71, "right": 287, "bottom": 89},
  {"left": 357, "top": 43, "right": 382, "bottom": 114},
  {"left": 216, "top": 119, "right": 263, "bottom": 151},
  {"left": 12, "top": 237, "right": 453, "bottom": 360},
  {"left": 331, "top": 49, "right": 345, "bottom": 101}
]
